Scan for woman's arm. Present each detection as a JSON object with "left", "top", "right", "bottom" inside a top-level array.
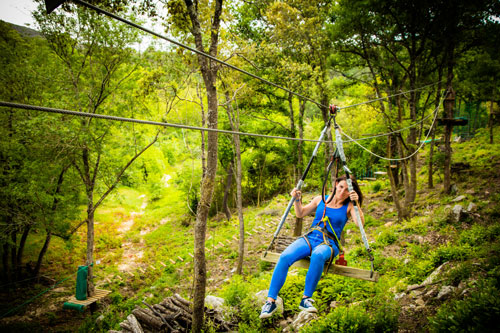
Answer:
[{"left": 291, "top": 189, "right": 320, "bottom": 218}]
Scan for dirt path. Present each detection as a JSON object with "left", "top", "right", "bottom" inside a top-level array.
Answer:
[{"left": 116, "top": 194, "right": 148, "bottom": 274}]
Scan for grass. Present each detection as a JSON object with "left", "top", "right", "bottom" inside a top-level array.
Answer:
[{"left": 7, "top": 129, "right": 500, "bottom": 332}]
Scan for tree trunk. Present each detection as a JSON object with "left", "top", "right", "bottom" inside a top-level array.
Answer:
[
  {"left": 442, "top": 87, "right": 455, "bottom": 194},
  {"left": 234, "top": 134, "right": 244, "bottom": 275},
  {"left": 34, "top": 231, "right": 51, "bottom": 277},
  {"left": 442, "top": 47, "right": 455, "bottom": 194},
  {"left": 489, "top": 101, "right": 495, "bottom": 144},
  {"left": 184, "top": 0, "right": 223, "bottom": 329},
  {"left": 11, "top": 232, "right": 17, "bottom": 280},
  {"left": 16, "top": 226, "right": 30, "bottom": 277},
  {"left": 293, "top": 100, "right": 305, "bottom": 237},
  {"left": 387, "top": 136, "right": 405, "bottom": 221},
  {"left": 222, "top": 162, "right": 233, "bottom": 221},
  {"left": 428, "top": 79, "right": 443, "bottom": 189},
  {"left": 3, "top": 242, "right": 10, "bottom": 281},
  {"left": 257, "top": 157, "right": 266, "bottom": 207},
  {"left": 86, "top": 202, "right": 95, "bottom": 297},
  {"left": 224, "top": 91, "right": 245, "bottom": 275}
]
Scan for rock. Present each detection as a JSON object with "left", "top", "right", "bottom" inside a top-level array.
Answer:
[
  {"left": 330, "top": 301, "right": 340, "bottom": 308},
  {"left": 424, "top": 287, "right": 439, "bottom": 299},
  {"left": 404, "top": 258, "right": 410, "bottom": 265},
  {"left": 452, "top": 204, "right": 463, "bottom": 222},
  {"left": 423, "top": 262, "right": 451, "bottom": 285},
  {"left": 384, "top": 221, "right": 394, "bottom": 227},
  {"left": 284, "top": 311, "right": 318, "bottom": 332},
  {"left": 450, "top": 184, "right": 458, "bottom": 195},
  {"left": 255, "top": 290, "right": 284, "bottom": 315},
  {"left": 279, "top": 319, "right": 289, "bottom": 329},
  {"left": 205, "top": 295, "right": 225, "bottom": 311},
  {"left": 452, "top": 195, "right": 466, "bottom": 202},
  {"left": 467, "top": 203, "right": 477, "bottom": 212},
  {"left": 394, "top": 292, "right": 406, "bottom": 300},
  {"left": 411, "top": 289, "right": 424, "bottom": 297},
  {"left": 96, "top": 315, "right": 105, "bottom": 324},
  {"left": 437, "top": 286, "right": 456, "bottom": 300},
  {"left": 415, "top": 298, "right": 425, "bottom": 307}
]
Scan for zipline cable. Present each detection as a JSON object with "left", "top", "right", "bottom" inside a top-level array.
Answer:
[
  {"left": 339, "top": 89, "right": 448, "bottom": 162},
  {"left": 57, "top": 0, "right": 441, "bottom": 114},
  {"left": 337, "top": 81, "right": 443, "bottom": 111},
  {"left": 67, "top": 0, "right": 327, "bottom": 110},
  {"left": 0, "top": 101, "right": 327, "bottom": 143}
]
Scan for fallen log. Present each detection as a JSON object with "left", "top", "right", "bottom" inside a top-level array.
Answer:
[
  {"left": 127, "top": 314, "right": 144, "bottom": 333},
  {"left": 119, "top": 320, "right": 133, "bottom": 332},
  {"left": 132, "top": 308, "right": 165, "bottom": 331}
]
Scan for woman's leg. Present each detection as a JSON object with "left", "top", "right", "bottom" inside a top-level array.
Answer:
[
  {"left": 267, "top": 237, "right": 311, "bottom": 300},
  {"left": 303, "top": 244, "right": 338, "bottom": 297}
]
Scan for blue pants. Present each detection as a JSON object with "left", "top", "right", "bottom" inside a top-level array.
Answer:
[{"left": 267, "top": 233, "right": 338, "bottom": 300}]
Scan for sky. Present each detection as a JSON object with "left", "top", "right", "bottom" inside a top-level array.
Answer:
[
  {"left": 0, "top": 0, "right": 165, "bottom": 51},
  {"left": 0, "top": 0, "right": 38, "bottom": 27}
]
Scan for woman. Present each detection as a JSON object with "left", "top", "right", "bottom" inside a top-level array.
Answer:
[{"left": 260, "top": 176, "right": 364, "bottom": 318}]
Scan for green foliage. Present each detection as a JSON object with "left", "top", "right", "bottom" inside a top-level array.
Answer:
[
  {"left": 371, "top": 181, "right": 383, "bottom": 193},
  {"left": 301, "top": 302, "right": 398, "bottom": 333},
  {"left": 459, "top": 224, "right": 500, "bottom": 247},
  {"left": 376, "top": 229, "right": 398, "bottom": 246},
  {"left": 429, "top": 281, "right": 500, "bottom": 332},
  {"left": 445, "top": 263, "right": 474, "bottom": 286},
  {"left": 220, "top": 275, "right": 252, "bottom": 306},
  {"left": 431, "top": 244, "right": 473, "bottom": 267}
]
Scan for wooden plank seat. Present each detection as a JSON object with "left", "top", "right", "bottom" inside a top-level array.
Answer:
[
  {"left": 262, "top": 235, "right": 379, "bottom": 282},
  {"left": 65, "top": 289, "right": 111, "bottom": 308}
]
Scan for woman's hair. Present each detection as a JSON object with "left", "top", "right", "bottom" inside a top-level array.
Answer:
[{"left": 336, "top": 175, "right": 363, "bottom": 206}]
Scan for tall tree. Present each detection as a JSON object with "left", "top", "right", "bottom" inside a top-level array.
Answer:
[
  {"left": 168, "top": 0, "right": 224, "bottom": 330},
  {"left": 33, "top": 1, "right": 159, "bottom": 295}
]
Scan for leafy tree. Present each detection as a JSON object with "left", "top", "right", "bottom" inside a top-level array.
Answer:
[
  {"left": 0, "top": 21, "right": 80, "bottom": 281},
  {"left": 33, "top": 1, "right": 159, "bottom": 295}
]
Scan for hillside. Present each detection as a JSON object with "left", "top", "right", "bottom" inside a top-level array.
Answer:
[{"left": 1, "top": 130, "right": 499, "bottom": 332}]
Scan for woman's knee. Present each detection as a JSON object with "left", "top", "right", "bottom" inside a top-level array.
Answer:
[{"left": 311, "top": 245, "right": 333, "bottom": 262}]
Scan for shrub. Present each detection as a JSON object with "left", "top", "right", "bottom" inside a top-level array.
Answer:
[
  {"left": 445, "top": 262, "right": 474, "bottom": 286},
  {"left": 429, "top": 281, "right": 500, "bottom": 332},
  {"left": 459, "top": 224, "right": 500, "bottom": 246},
  {"left": 220, "top": 275, "right": 251, "bottom": 306},
  {"left": 376, "top": 229, "right": 398, "bottom": 246},
  {"left": 301, "top": 302, "right": 398, "bottom": 333},
  {"left": 430, "top": 244, "right": 473, "bottom": 267},
  {"left": 371, "top": 181, "right": 382, "bottom": 193}
]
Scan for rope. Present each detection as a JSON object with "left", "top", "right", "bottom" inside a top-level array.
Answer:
[
  {"left": 339, "top": 89, "right": 447, "bottom": 161},
  {"left": 0, "top": 101, "right": 328, "bottom": 143},
  {"left": 337, "top": 81, "right": 443, "bottom": 111},
  {"left": 342, "top": 105, "right": 438, "bottom": 143}
]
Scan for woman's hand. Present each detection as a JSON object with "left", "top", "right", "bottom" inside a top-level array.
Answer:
[
  {"left": 291, "top": 188, "right": 301, "bottom": 201},
  {"left": 349, "top": 190, "right": 359, "bottom": 202}
]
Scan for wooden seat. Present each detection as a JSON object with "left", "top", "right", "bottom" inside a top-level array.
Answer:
[
  {"left": 261, "top": 252, "right": 379, "bottom": 282},
  {"left": 66, "top": 289, "right": 111, "bottom": 307}
]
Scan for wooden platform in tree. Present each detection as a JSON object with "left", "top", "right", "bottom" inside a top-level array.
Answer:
[
  {"left": 67, "top": 289, "right": 111, "bottom": 306},
  {"left": 261, "top": 252, "right": 379, "bottom": 282}
]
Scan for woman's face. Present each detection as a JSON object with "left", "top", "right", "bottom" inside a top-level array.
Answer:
[{"left": 335, "top": 180, "right": 350, "bottom": 201}]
